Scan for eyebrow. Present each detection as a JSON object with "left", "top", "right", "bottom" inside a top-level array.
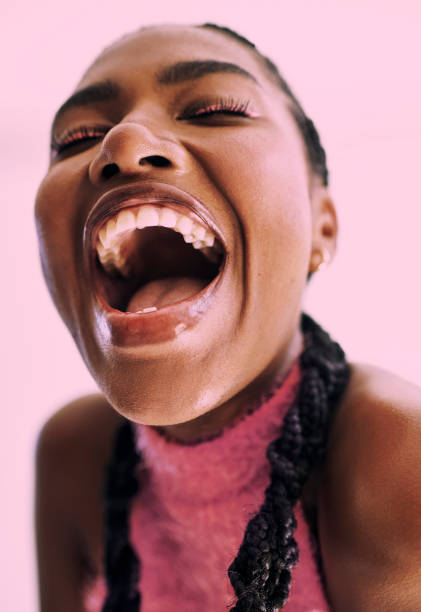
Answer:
[
  {"left": 156, "top": 60, "right": 258, "bottom": 86},
  {"left": 51, "top": 79, "right": 120, "bottom": 134},
  {"left": 51, "top": 60, "right": 258, "bottom": 132}
]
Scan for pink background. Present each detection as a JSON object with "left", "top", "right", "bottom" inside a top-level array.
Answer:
[{"left": 3, "top": 1, "right": 420, "bottom": 609}]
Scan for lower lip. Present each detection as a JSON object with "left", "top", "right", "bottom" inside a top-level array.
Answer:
[{"left": 92, "top": 271, "right": 224, "bottom": 347}]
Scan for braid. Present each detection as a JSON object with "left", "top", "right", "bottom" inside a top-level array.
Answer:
[
  {"left": 102, "top": 420, "right": 142, "bottom": 611},
  {"left": 227, "top": 313, "right": 350, "bottom": 611},
  {"left": 101, "top": 312, "right": 350, "bottom": 611}
]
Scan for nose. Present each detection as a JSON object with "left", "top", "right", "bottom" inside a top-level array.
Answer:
[{"left": 88, "top": 122, "right": 188, "bottom": 184}]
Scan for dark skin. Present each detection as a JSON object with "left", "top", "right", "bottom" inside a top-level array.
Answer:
[{"left": 35, "top": 25, "right": 421, "bottom": 611}]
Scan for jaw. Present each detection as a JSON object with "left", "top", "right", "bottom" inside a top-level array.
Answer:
[
  {"left": 77, "top": 224, "right": 306, "bottom": 428},
  {"left": 83, "top": 299, "right": 304, "bottom": 432},
  {"left": 72, "top": 231, "right": 305, "bottom": 431},
  {"left": 84, "top": 278, "right": 241, "bottom": 426}
]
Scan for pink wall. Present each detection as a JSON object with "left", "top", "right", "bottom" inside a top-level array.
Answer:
[{"left": 3, "top": 1, "right": 420, "bottom": 609}]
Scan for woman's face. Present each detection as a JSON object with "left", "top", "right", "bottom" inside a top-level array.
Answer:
[{"left": 35, "top": 25, "right": 335, "bottom": 427}]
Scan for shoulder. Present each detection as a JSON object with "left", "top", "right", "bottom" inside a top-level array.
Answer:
[
  {"left": 318, "top": 362, "right": 421, "bottom": 610},
  {"left": 327, "top": 361, "right": 421, "bottom": 501},
  {"left": 35, "top": 394, "right": 125, "bottom": 579},
  {"left": 36, "top": 393, "right": 124, "bottom": 516},
  {"left": 36, "top": 392, "right": 124, "bottom": 470}
]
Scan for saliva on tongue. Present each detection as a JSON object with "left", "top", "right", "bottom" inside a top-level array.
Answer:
[{"left": 126, "top": 277, "right": 209, "bottom": 313}]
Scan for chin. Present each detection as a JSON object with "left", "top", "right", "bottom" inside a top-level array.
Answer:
[
  {"left": 81, "top": 330, "right": 232, "bottom": 426},
  {"left": 102, "top": 374, "right": 226, "bottom": 427}
]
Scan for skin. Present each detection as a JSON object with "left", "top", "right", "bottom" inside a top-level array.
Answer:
[
  {"left": 35, "top": 24, "right": 337, "bottom": 437},
  {"left": 35, "top": 25, "right": 421, "bottom": 611}
]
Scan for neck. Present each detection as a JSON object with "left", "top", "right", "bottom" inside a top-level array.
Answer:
[{"left": 154, "top": 326, "right": 304, "bottom": 444}]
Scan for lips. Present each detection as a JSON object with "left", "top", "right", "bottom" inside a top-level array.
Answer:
[{"left": 84, "top": 181, "right": 228, "bottom": 347}]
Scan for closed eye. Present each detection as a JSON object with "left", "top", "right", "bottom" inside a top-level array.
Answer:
[
  {"left": 179, "top": 97, "right": 256, "bottom": 120},
  {"left": 50, "top": 125, "right": 110, "bottom": 157},
  {"left": 50, "top": 97, "right": 256, "bottom": 158}
]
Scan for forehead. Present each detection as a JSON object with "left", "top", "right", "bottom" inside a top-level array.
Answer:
[{"left": 79, "top": 25, "right": 274, "bottom": 91}]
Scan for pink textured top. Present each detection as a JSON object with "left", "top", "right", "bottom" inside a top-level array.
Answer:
[{"left": 83, "top": 358, "right": 331, "bottom": 611}]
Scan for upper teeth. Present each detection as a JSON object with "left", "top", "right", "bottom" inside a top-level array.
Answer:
[{"left": 96, "top": 204, "right": 217, "bottom": 276}]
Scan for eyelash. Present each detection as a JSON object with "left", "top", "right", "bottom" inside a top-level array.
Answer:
[
  {"left": 50, "top": 125, "right": 110, "bottom": 156},
  {"left": 181, "top": 97, "right": 253, "bottom": 119},
  {"left": 50, "top": 98, "right": 254, "bottom": 155}
]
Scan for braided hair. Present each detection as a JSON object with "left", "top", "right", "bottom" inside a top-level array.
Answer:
[
  {"left": 101, "top": 24, "right": 346, "bottom": 612},
  {"left": 102, "top": 420, "right": 141, "bottom": 612},
  {"left": 102, "top": 313, "right": 350, "bottom": 611}
]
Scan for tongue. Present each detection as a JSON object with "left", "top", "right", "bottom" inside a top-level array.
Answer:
[{"left": 126, "top": 277, "right": 208, "bottom": 312}]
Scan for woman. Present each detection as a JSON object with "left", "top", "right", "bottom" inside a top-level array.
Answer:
[{"left": 34, "top": 22, "right": 421, "bottom": 612}]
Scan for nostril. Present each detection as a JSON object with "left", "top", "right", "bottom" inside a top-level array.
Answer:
[
  {"left": 140, "top": 155, "right": 171, "bottom": 168},
  {"left": 98, "top": 155, "right": 171, "bottom": 181},
  {"left": 101, "top": 163, "right": 120, "bottom": 180}
]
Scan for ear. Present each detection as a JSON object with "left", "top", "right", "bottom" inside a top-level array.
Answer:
[{"left": 308, "top": 181, "right": 338, "bottom": 275}]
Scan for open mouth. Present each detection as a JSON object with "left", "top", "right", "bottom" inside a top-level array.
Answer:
[{"left": 93, "top": 203, "right": 225, "bottom": 314}]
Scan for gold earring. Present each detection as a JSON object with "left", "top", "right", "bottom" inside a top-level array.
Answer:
[{"left": 310, "top": 248, "right": 331, "bottom": 273}]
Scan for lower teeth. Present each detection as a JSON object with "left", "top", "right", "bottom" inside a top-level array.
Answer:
[{"left": 136, "top": 306, "right": 158, "bottom": 314}]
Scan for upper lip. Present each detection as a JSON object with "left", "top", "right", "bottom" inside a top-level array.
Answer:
[{"left": 83, "top": 180, "right": 226, "bottom": 258}]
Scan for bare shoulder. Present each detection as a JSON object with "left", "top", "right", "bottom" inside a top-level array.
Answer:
[
  {"left": 327, "top": 361, "right": 421, "bottom": 479},
  {"left": 36, "top": 392, "right": 124, "bottom": 548},
  {"left": 35, "top": 394, "right": 124, "bottom": 609},
  {"left": 318, "top": 362, "right": 421, "bottom": 611},
  {"left": 327, "top": 361, "right": 421, "bottom": 507},
  {"left": 339, "top": 360, "right": 421, "bottom": 421},
  {"left": 36, "top": 392, "right": 124, "bottom": 471}
]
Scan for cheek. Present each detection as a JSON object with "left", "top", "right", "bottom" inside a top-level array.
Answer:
[
  {"left": 194, "top": 122, "right": 311, "bottom": 221},
  {"left": 244, "top": 145, "right": 311, "bottom": 314},
  {"left": 34, "top": 165, "right": 87, "bottom": 326},
  {"left": 198, "top": 126, "right": 312, "bottom": 273},
  {"left": 197, "top": 126, "right": 311, "bottom": 350}
]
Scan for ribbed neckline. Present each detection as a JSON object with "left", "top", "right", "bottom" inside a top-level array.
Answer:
[{"left": 134, "top": 357, "right": 302, "bottom": 505}]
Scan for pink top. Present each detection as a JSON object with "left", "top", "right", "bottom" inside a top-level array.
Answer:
[{"left": 83, "top": 359, "right": 330, "bottom": 611}]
